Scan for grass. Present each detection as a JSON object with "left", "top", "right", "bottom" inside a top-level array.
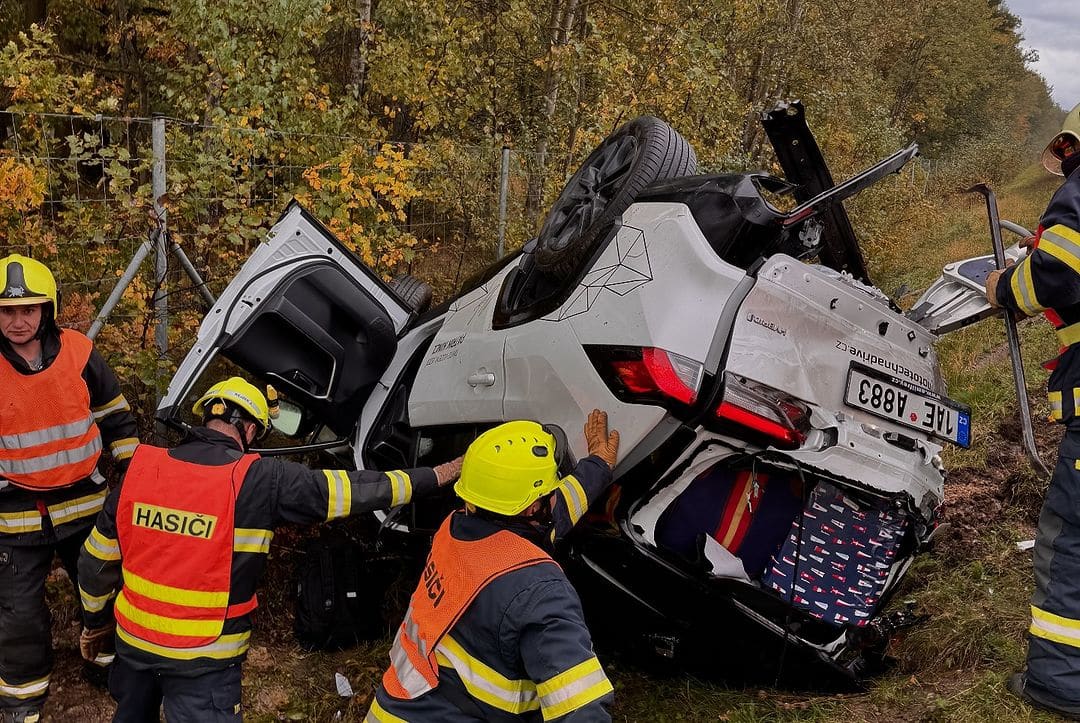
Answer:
[{"left": 893, "top": 528, "right": 1031, "bottom": 674}]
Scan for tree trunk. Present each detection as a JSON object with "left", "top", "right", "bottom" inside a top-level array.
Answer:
[
  {"left": 23, "top": 0, "right": 46, "bottom": 26},
  {"left": 740, "top": 47, "right": 766, "bottom": 157},
  {"left": 888, "top": 36, "right": 930, "bottom": 128},
  {"left": 524, "top": 0, "right": 580, "bottom": 229},
  {"left": 348, "top": 0, "right": 372, "bottom": 99},
  {"left": 742, "top": 0, "right": 803, "bottom": 162}
]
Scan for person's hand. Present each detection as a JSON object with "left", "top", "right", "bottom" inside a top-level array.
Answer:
[
  {"left": 984, "top": 256, "right": 1015, "bottom": 308},
  {"left": 584, "top": 409, "right": 620, "bottom": 469},
  {"left": 1021, "top": 235, "right": 1037, "bottom": 253},
  {"left": 986, "top": 269, "right": 1005, "bottom": 307},
  {"left": 79, "top": 623, "right": 115, "bottom": 663},
  {"left": 433, "top": 456, "right": 464, "bottom": 486}
]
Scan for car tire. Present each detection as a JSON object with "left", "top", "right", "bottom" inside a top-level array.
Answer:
[
  {"left": 533, "top": 116, "right": 697, "bottom": 279},
  {"left": 389, "top": 274, "right": 433, "bottom": 314}
]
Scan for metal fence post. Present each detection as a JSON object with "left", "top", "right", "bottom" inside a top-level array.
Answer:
[
  {"left": 497, "top": 146, "right": 510, "bottom": 259},
  {"left": 87, "top": 238, "right": 155, "bottom": 340},
  {"left": 152, "top": 116, "right": 168, "bottom": 398}
]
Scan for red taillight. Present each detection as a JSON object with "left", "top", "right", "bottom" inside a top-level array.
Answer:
[
  {"left": 714, "top": 374, "right": 808, "bottom": 448},
  {"left": 716, "top": 401, "right": 803, "bottom": 446},
  {"left": 610, "top": 359, "right": 658, "bottom": 395},
  {"left": 592, "top": 347, "right": 703, "bottom": 406}
]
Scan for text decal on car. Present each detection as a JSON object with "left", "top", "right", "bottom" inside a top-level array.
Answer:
[
  {"left": 425, "top": 333, "right": 467, "bottom": 367},
  {"left": 835, "top": 340, "right": 933, "bottom": 390}
]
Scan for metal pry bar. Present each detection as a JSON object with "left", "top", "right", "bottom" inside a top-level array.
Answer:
[{"left": 967, "top": 183, "right": 1051, "bottom": 478}]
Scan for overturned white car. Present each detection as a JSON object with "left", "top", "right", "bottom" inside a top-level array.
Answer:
[{"left": 160, "top": 102, "right": 997, "bottom": 686}]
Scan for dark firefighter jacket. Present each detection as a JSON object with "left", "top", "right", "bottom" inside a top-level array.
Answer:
[
  {"left": 0, "top": 329, "right": 139, "bottom": 545},
  {"left": 77, "top": 426, "right": 438, "bottom": 676},
  {"left": 368, "top": 455, "right": 615, "bottom": 723},
  {"left": 995, "top": 155, "right": 1080, "bottom": 712},
  {"left": 997, "top": 157, "right": 1080, "bottom": 426}
]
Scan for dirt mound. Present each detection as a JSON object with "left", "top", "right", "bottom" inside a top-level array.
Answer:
[{"left": 936, "top": 410, "right": 1060, "bottom": 560}]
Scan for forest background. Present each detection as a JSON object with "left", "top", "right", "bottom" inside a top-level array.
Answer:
[
  {"left": 0, "top": 0, "right": 1073, "bottom": 719},
  {"left": 0, "top": 0, "right": 1063, "bottom": 402}
]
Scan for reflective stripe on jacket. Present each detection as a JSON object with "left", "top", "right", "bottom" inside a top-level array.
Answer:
[
  {"left": 0, "top": 330, "right": 101, "bottom": 490},
  {"left": 114, "top": 444, "right": 259, "bottom": 652},
  {"left": 382, "top": 512, "right": 555, "bottom": 700}
]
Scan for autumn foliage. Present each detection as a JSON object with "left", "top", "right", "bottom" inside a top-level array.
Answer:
[{"left": 0, "top": 0, "right": 1064, "bottom": 408}]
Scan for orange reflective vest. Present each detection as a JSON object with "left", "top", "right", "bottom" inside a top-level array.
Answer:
[
  {"left": 0, "top": 330, "right": 102, "bottom": 490},
  {"left": 115, "top": 445, "right": 259, "bottom": 650},
  {"left": 383, "top": 512, "right": 555, "bottom": 700}
]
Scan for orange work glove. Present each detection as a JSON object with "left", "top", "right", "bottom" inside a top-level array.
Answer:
[
  {"left": 985, "top": 269, "right": 1003, "bottom": 307},
  {"left": 584, "top": 409, "right": 620, "bottom": 469},
  {"left": 433, "top": 456, "right": 464, "bottom": 486}
]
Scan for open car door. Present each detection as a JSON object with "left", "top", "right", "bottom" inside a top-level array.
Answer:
[
  {"left": 908, "top": 242, "right": 1026, "bottom": 334},
  {"left": 158, "top": 202, "right": 414, "bottom": 455}
]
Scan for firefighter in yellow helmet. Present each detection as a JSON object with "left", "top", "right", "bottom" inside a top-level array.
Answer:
[
  {"left": 76, "top": 377, "right": 463, "bottom": 722},
  {"left": 0, "top": 254, "right": 139, "bottom": 723},
  {"left": 985, "top": 104, "right": 1080, "bottom": 717},
  {"left": 369, "top": 409, "right": 620, "bottom": 722},
  {"left": 1041, "top": 103, "right": 1080, "bottom": 177}
]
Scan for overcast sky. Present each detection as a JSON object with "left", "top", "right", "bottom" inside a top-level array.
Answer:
[{"left": 1006, "top": 0, "right": 1079, "bottom": 109}]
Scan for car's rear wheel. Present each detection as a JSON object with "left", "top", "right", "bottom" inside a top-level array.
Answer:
[
  {"left": 534, "top": 116, "right": 697, "bottom": 279},
  {"left": 389, "top": 274, "right": 433, "bottom": 314}
]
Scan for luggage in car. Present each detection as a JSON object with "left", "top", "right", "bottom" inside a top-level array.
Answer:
[
  {"left": 762, "top": 481, "right": 908, "bottom": 627},
  {"left": 654, "top": 464, "right": 804, "bottom": 578},
  {"left": 294, "top": 529, "right": 401, "bottom": 651}
]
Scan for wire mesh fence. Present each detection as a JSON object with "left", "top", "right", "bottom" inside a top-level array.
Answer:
[
  {"left": 1, "top": 113, "right": 154, "bottom": 292},
  {"left": 0, "top": 110, "right": 948, "bottom": 418},
  {"left": 0, "top": 111, "right": 575, "bottom": 410}
]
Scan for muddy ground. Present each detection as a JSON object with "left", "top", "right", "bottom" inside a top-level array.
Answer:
[{"left": 935, "top": 409, "right": 1060, "bottom": 560}]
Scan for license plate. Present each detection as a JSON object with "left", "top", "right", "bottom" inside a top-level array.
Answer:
[{"left": 843, "top": 362, "right": 971, "bottom": 447}]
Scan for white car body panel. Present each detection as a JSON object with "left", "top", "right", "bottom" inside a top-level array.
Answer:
[
  {"left": 501, "top": 325, "right": 666, "bottom": 457},
  {"left": 725, "top": 255, "right": 941, "bottom": 411},
  {"left": 407, "top": 274, "right": 510, "bottom": 425},
  {"left": 411, "top": 202, "right": 748, "bottom": 456},
  {"left": 558, "top": 203, "right": 747, "bottom": 354},
  {"left": 723, "top": 255, "right": 946, "bottom": 513}
]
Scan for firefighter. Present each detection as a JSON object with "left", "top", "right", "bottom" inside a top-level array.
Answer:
[
  {"left": 0, "top": 254, "right": 139, "bottom": 723},
  {"left": 986, "top": 103, "right": 1080, "bottom": 718},
  {"left": 367, "top": 409, "right": 621, "bottom": 722},
  {"left": 76, "top": 376, "right": 463, "bottom": 722}
]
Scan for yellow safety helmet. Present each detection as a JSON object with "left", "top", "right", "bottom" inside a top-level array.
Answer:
[
  {"left": 455, "top": 420, "right": 562, "bottom": 516},
  {"left": 0, "top": 254, "right": 58, "bottom": 309},
  {"left": 1042, "top": 102, "right": 1080, "bottom": 176},
  {"left": 192, "top": 376, "right": 274, "bottom": 435}
]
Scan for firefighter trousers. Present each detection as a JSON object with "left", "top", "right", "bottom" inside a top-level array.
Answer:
[
  {"left": 109, "top": 657, "right": 242, "bottom": 723},
  {"left": 1026, "top": 429, "right": 1080, "bottom": 715},
  {"left": 0, "top": 530, "right": 86, "bottom": 712}
]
